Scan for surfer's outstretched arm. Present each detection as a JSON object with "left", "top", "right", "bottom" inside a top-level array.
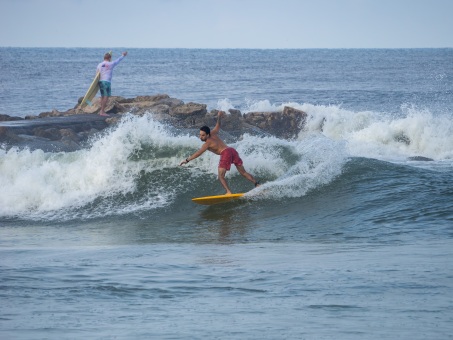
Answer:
[
  {"left": 211, "top": 111, "right": 224, "bottom": 135},
  {"left": 179, "top": 143, "right": 209, "bottom": 166}
]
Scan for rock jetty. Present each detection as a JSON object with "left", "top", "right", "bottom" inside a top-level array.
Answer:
[{"left": 0, "top": 94, "right": 307, "bottom": 152}]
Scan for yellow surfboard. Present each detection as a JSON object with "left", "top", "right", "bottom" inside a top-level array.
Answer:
[
  {"left": 80, "top": 72, "right": 100, "bottom": 108},
  {"left": 192, "top": 193, "right": 245, "bottom": 205}
]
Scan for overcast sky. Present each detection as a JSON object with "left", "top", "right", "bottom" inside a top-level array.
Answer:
[{"left": 1, "top": 0, "right": 452, "bottom": 48}]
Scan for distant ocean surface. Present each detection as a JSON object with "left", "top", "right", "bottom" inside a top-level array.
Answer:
[{"left": 1, "top": 48, "right": 453, "bottom": 339}]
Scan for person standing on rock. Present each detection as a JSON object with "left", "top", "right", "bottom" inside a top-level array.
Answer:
[
  {"left": 97, "top": 51, "right": 128, "bottom": 116},
  {"left": 180, "top": 110, "right": 260, "bottom": 195}
]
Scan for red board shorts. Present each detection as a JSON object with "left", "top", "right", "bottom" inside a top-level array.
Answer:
[{"left": 219, "top": 147, "right": 243, "bottom": 171}]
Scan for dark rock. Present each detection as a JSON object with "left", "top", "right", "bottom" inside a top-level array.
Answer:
[
  {"left": 228, "top": 109, "right": 242, "bottom": 116},
  {"left": 0, "top": 114, "right": 110, "bottom": 151},
  {"left": 134, "top": 94, "right": 169, "bottom": 103},
  {"left": 170, "top": 102, "right": 207, "bottom": 117},
  {"left": 148, "top": 104, "right": 170, "bottom": 115},
  {"left": 0, "top": 114, "right": 23, "bottom": 121},
  {"left": 39, "top": 109, "right": 63, "bottom": 118},
  {"left": 408, "top": 156, "right": 434, "bottom": 161},
  {"left": 394, "top": 133, "right": 411, "bottom": 145},
  {"left": 33, "top": 127, "right": 62, "bottom": 141},
  {"left": 60, "top": 128, "right": 80, "bottom": 142},
  {"left": 0, "top": 94, "right": 308, "bottom": 151},
  {"left": 105, "top": 101, "right": 126, "bottom": 114},
  {"left": 0, "top": 126, "right": 23, "bottom": 142},
  {"left": 244, "top": 106, "right": 306, "bottom": 139},
  {"left": 106, "top": 116, "right": 121, "bottom": 125},
  {"left": 159, "top": 97, "right": 184, "bottom": 107}
]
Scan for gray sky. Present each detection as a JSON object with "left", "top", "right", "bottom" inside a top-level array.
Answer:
[{"left": 1, "top": 0, "right": 452, "bottom": 48}]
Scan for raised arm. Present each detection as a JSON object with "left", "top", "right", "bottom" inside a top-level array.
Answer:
[
  {"left": 111, "top": 51, "right": 127, "bottom": 67},
  {"left": 211, "top": 110, "right": 224, "bottom": 135}
]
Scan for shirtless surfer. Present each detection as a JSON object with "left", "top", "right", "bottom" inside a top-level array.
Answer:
[{"left": 180, "top": 111, "right": 260, "bottom": 195}]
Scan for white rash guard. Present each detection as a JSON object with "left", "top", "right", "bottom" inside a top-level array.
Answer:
[{"left": 96, "top": 55, "right": 125, "bottom": 82}]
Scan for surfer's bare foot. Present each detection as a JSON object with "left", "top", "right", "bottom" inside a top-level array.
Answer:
[
  {"left": 99, "top": 112, "right": 109, "bottom": 117},
  {"left": 225, "top": 191, "right": 232, "bottom": 195}
]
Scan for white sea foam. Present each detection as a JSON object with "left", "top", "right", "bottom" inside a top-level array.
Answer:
[
  {"left": 188, "top": 130, "right": 348, "bottom": 201},
  {"left": 298, "top": 104, "right": 453, "bottom": 161},
  {"left": 235, "top": 98, "right": 453, "bottom": 161},
  {"left": 216, "top": 98, "right": 235, "bottom": 112},
  {"left": 2, "top": 104, "right": 451, "bottom": 219},
  {"left": 0, "top": 113, "right": 348, "bottom": 218},
  {"left": 238, "top": 134, "right": 347, "bottom": 200},
  {"left": 0, "top": 115, "right": 196, "bottom": 219}
]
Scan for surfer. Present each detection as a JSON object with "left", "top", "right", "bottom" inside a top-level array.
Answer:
[
  {"left": 97, "top": 51, "right": 128, "bottom": 116},
  {"left": 180, "top": 111, "right": 260, "bottom": 195}
]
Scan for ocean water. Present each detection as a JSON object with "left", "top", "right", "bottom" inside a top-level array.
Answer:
[{"left": 1, "top": 48, "right": 453, "bottom": 339}]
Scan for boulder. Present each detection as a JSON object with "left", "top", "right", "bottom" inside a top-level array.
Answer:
[
  {"left": 60, "top": 128, "right": 80, "bottom": 143},
  {"left": 0, "top": 114, "right": 23, "bottom": 121},
  {"left": 39, "top": 109, "right": 64, "bottom": 118},
  {"left": 0, "top": 94, "right": 308, "bottom": 151},
  {"left": 33, "top": 127, "right": 62, "bottom": 141},
  {"left": 133, "top": 94, "right": 170, "bottom": 103},
  {"left": 170, "top": 102, "right": 207, "bottom": 117},
  {"left": 0, "top": 126, "right": 23, "bottom": 142},
  {"left": 244, "top": 106, "right": 306, "bottom": 139}
]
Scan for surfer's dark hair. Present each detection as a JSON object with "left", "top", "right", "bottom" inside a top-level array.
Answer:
[{"left": 200, "top": 126, "right": 210, "bottom": 135}]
